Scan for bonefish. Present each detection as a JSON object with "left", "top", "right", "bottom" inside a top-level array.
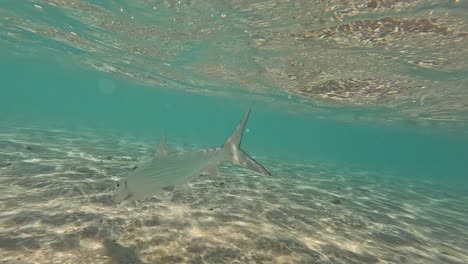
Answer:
[{"left": 113, "top": 105, "right": 270, "bottom": 204}]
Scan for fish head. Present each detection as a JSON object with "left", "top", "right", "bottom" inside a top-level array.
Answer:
[{"left": 113, "top": 178, "right": 129, "bottom": 204}]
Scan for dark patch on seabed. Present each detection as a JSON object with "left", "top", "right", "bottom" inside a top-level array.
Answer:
[{"left": 0, "top": 126, "right": 467, "bottom": 264}]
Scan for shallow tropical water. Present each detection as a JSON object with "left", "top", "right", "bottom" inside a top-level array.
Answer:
[
  {"left": 0, "top": 125, "right": 467, "bottom": 263},
  {"left": 1, "top": 1, "right": 468, "bottom": 264}
]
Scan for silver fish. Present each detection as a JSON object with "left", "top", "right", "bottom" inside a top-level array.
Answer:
[{"left": 113, "top": 106, "right": 271, "bottom": 204}]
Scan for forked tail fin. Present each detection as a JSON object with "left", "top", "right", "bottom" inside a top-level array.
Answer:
[{"left": 222, "top": 105, "right": 271, "bottom": 176}]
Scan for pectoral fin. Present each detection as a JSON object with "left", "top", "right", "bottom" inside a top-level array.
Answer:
[{"left": 154, "top": 136, "right": 170, "bottom": 159}]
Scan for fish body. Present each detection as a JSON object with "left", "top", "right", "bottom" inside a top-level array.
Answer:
[{"left": 113, "top": 106, "right": 270, "bottom": 204}]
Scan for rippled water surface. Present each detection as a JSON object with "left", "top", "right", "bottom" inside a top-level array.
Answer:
[{"left": 1, "top": 0, "right": 468, "bottom": 125}]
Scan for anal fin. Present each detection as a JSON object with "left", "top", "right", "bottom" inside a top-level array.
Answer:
[
  {"left": 161, "top": 185, "right": 175, "bottom": 192},
  {"left": 201, "top": 165, "right": 220, "bottom": 177}
]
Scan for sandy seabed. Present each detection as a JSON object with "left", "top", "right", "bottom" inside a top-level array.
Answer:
[{"left": 0, "top": 126, "right": 467, "bottom": 264}]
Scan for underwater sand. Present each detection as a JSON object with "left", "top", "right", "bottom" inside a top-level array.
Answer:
[{"left": 0, "top": 126, "right": 467, "bottom": 264}]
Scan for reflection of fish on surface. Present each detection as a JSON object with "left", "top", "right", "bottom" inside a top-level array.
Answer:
[{"left": 113, "top": 105, "right": 271, "bottom": 204}]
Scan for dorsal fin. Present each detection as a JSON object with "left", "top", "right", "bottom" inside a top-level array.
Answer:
[{"left": 154, "top": 136, "right": 170, "bottom": 159}]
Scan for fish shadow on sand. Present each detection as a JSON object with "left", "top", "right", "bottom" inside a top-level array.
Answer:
[{"left": 103, "top": 239, "right": 146, "bottom": 264}]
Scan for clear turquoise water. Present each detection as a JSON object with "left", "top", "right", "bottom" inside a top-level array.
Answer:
[
  {"left": 1, "top": 1, "right": 468, "bottom": 263},
  {"left": 2, "top": 54, "right": 467, "bottom": 184}
]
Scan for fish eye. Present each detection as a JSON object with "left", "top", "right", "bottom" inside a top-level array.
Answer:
[{"left": 116, "top": 183, "right": 120, "bottom": 187}]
